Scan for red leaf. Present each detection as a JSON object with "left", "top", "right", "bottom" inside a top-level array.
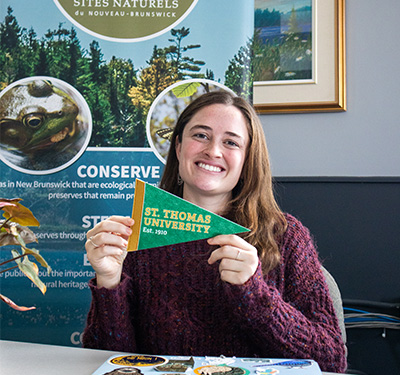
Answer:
[{"left": 0, "top": 294, "right": 36, "bottom": 311}]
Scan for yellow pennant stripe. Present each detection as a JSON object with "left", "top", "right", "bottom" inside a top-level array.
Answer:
[{"left": 127, "top": 179, "right": 145, "bottom": 251}]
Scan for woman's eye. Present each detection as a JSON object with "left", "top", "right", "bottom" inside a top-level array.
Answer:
[
  {"left": 193, "top": 133, "right": 208, "bottom": 140},
  {"left": 225, "top": 140, "right": 239, "bottom": 147}
]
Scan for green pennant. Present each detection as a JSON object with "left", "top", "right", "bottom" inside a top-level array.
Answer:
[{"left": 127, "top": 179, "right": 249, "bottom": 251}]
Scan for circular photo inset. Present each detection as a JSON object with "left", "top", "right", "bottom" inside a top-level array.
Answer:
[
  {"left": 146, "top": 79, "right": 236, "bottom": 164},
  {"left": 0, "top": 76, "right": 92, "bottom": 175},
  {"left": 54, "top": 0, "right": 198, "bottom": 43}
]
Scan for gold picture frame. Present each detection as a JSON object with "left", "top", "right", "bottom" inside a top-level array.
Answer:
[{"left": 253, "top": 0, "right": 346, "bottom": 114}]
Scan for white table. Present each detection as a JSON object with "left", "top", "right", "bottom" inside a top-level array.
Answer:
[
  {"left": 0, "top": 340, "right": 346, "bottom": 374},
  {"left": 0, "top": 340, "right": 120, "bottom": 374}
]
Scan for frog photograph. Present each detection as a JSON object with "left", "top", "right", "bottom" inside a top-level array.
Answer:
[{"left": 0, "top": 76, "right": 92, "bottom": 174}]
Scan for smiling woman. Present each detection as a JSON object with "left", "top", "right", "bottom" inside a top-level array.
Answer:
[{"left": 82, "top": 91, "right": 347, "bottom": 373}]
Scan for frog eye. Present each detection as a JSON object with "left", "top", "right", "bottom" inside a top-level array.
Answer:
[{"left": 23, "top": 114, "right": 44, "bottom": 128}]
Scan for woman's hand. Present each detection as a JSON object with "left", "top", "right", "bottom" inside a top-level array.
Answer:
[
  {"left": 85, "top": 216, "right": 134, "bottom": 289},
  {"left": 207, "top": 234, "right": 259, "bottom": 285}
]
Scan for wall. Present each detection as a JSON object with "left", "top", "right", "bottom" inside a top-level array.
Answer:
[{"left": 260, "top": 0, "right": 400, "bottom": 178}]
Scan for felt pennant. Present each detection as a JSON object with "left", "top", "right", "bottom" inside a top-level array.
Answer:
[{"left": 127, "top": 179, "right": 249, "bottom": 251}]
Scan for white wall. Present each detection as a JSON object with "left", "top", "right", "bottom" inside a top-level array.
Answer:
[{"left": 260, "top": 0, "right": 400, "bottom": 177}]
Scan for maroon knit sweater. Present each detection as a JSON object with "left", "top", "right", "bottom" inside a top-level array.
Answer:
[{"left": 83, "top": 214, "right": 347, "bottom": 373}]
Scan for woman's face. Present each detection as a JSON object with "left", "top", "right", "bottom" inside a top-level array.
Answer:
[{"left": 175, "top": 103, "right": 249, "bottom": 207}]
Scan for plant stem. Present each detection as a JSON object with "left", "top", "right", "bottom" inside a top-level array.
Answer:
[
  {"left": 0, "top": 217, "right": 12, "bottom": 230},
  {"left": 0, "top": 253, "right": 28, "bottom": 267},
  {"left": 0, "top": 264, "right": 19, "bottom": 274}
]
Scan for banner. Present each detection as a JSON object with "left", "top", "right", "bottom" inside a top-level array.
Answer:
[
  {"left": 127, "top": 179, "right": 249, "bottom": 251},
  {"left": 0, "top": 0, "right": 254, "bottom": 346}
]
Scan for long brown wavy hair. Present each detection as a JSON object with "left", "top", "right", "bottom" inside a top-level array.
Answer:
[{"left": 159, "top": 91, "right": 287, "bottom": 273}]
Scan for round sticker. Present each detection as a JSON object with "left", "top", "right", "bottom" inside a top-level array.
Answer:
[
  {"left": 103, "top": 368, "right": 143, "bottom": 375},
  {"left": 109, "top": 355, "right": 168, "bottom": 367}
]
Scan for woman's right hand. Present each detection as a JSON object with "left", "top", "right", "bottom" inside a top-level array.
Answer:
[{"left": 85, "top": 215, "right": 134, "bottom": 289}]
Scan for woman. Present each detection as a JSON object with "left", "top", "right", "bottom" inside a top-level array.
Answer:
[{"left": 83, "top": 91, "right": 347, "bottom": 373}]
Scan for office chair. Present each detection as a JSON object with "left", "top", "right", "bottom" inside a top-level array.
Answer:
[{"left": 321, "top": 266, "right": 347, "bottom": 345}]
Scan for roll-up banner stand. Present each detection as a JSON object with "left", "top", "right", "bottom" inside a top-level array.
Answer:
[{"left": 0, "top": 1, "right": 254, "bottom": 346}]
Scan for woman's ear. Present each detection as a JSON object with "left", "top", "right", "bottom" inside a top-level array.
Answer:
[{"left": 175, "top": 135, "right": 181, "bottom": 161}]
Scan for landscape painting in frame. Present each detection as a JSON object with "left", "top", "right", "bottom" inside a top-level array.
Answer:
[{"left": 254, "top": 0, "right": 313, "bottom": 83}]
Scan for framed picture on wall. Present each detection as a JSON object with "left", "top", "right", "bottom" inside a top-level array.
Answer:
[{"left": 253, "top": 0, "right": 346, "bottom": 113}]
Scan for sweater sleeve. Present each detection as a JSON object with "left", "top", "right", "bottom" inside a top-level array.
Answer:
[
  {"left": 222, "top": 215, "right": 347, "bottom": 373},
  {"left": 82, "top": 272, "right": 137, "bottom": 352}
]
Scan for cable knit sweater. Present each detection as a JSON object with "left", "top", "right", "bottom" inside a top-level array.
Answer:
[{"left": 83, "top": 214, "right": 347, "bottom": 373}]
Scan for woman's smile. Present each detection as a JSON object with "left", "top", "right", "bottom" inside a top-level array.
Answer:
[{"left": 197, "top": 162, "right": 223, "bottom": 173}]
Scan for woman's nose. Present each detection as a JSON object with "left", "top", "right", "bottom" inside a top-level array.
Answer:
[{"left": 204, "top": 140, "right": 222, "bottom": 158}]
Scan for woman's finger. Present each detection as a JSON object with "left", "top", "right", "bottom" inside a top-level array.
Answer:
[
  {"left": 207, "top": 234, "right": 254, "bottom": 250},
  {"left": 86, "top": 232, "right": 128, "bottom": 253},
  {"left": 86, "top": 216, "right": 134, "bottom": 243},
  {"left": 87, "top": 243, "right": 127, "bottom": 259},
  {"left": 207, "top": 235, "right": 257, "bottom": 265}
]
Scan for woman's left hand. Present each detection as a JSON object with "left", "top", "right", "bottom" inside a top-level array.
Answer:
[{"left": 207, "top": 234, "right": 259, "bottom": 285}]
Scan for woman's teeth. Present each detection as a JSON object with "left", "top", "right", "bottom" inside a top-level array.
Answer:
[{"left": 198, "top": 162, "right": 222, "bottom": 172}]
